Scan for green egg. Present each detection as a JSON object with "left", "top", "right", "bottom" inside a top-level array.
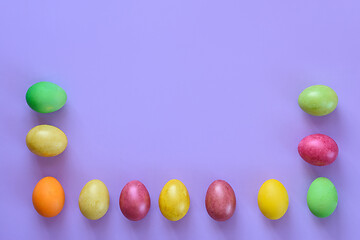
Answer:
[
  {"left": 26, "top": 81, "right": 67, "bottom": 113},
  {"left": 298, "top": 85, "right": 338, "bottom": 116},
  {"left": 307, "top": 177, "right": 338, "bottom": 218}
]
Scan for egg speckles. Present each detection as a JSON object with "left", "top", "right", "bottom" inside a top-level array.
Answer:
[
  {"left": 205, "top": 180, "right": 236, "bottom": 221},
  {"left": 298, "top": 134, "right": 338, "bottom": 166},
  {"left": 120, "top": 180, "right": 151, "bottom": 221},
  {"left": 79, "top": 180, "right": 110, "bottom": 220},
  {"left": 26, "top": 125, "right": 68, "bottom": 157},
  {"left": 159, "top": 179, "right": 190, "bottom": 221}
]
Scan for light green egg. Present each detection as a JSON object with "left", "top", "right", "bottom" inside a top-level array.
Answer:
[
  {"left": 298, "top": 85, "right": 338, "bottom": 116},
  {"left": 307, "top": 177, "right": 338, "bottom": 218}
]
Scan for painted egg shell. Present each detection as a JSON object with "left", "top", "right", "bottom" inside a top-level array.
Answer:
[
  {"left": 205, "top": 180, "right": 236, "bottom": 221},
  {"left": 26, "top": 81, "right": 67, "bottom": 113},
  {"left": 119, "top": 180, "right": 151, "bottom": 221},
  {"left": 159, "top": 179, "right": 190, "bottom": 221},
  {"left": 298, "top": 85, "right": 338, "bottom": 116},
  {"left": 26, "top": 125, "right": 68, "bottom": 157},
  {"left": 298, "top": 134, "right": 338, "bottom": 166},
  {"left": 32, "top": 176, "right": 65, "bottom": 217},
  {"left": 258, "top": 179, "right": 289, "bottom": 220},
  {"left": 79, "top": 179, "right": 110, "bottom": 220},
  {"left": 307, "top": 177, "right": 338, "bottom": 218}
]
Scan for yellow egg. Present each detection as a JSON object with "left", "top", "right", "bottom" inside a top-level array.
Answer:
[
  {"left": 258, "top": 179, "right": 289, "bottom": 220},
  {"left": 26, "top": 125, "right": 67, "bottom": 157},
  {"left": 79, "top": 179, "right": 110, "bottom": 220},
  {"left": 159, "top": 179, "right": 190, "bottom": 221}
]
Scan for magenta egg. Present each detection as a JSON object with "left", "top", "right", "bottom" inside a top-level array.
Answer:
[
  {"left": 298, "top": 134, "right": 338, "bottom": 166},
  {"left": 205, "top": 180, "right": 236, "bottom": 221},
  {"left": 119, "top": 180, "right": 151, "bottom": 221}
]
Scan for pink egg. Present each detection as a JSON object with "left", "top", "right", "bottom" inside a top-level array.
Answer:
[
  {"left": 119, "top": 180, "right": 151, "bottom": 221},
  {"left": 298, "top": 134, "right": 338, "bottom": 166},
  {"left": 205, "top": 180, "right": 236, "bottom": 221}
]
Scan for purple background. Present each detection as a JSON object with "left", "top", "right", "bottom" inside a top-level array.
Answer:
[{"left": 1, "top": 1, "right": 360, "bottom": 239}]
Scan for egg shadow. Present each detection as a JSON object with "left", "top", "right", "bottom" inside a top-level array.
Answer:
[
  {"left": 32, "top": 148, "right": 70, "bottom": 179},
  {"left": 310, "top": 207, "right": 342, "bottom": 239},
  {"left": 301, "top": 109, "right": 344, "bottom": 137},
  {"left": 30, "top": 105, "right": 69, "bottom": 128},
  {"left": 28, "top": 105, "right": 71, "bottom": 179},
  {"left": 262, "top": 205, "right": 293, "bottom": 239},
  {"left": 31, "top": 149, "right": 71, "bottom": 236},
  {"left": 123, "top": 211, "right": 152, "bottom": 240},
  {"left": 210, "top": 209, "right": 240, "bottom": 239},
  {"left": 301, "top": 155, "right": 344, "bottom": 186},
  {"left": 160, "top": 210, "right": 194, "bottom": 240},
  {"left": 302, "top": 159, "right": 344, "bottom": 239},
  {"left": 84, "top": 210, "right": 112, "bottom": 239},
  {"left": 35, "top": 204, "right": 68, "bottom": 236}
]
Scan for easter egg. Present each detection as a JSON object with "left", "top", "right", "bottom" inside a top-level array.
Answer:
[
  {"left": 26, "top": 81, "right": 67, "bottom": 113},
  {"left": 32, "top": 176, "right": 65, "bottom": 218},
  {"left": 79, "top": 180, "right": 109, "bottom": 220},
  {"left": 298, "top": 134, "right": 338, "bottom": 166},
  {"left": 298, "top": 85, "right": 338, "bottom": 116},
  {"left": 119, "top": 180, "right": 151, "bottom": 221},
  {"left": 258, "top": 179, "right": 289, "bottom": 220},
  {"left": 159, "top": 179, "right": 190, "bottom": 221},
  {"left": 205, "top": 180, "right": 236, "bottom": 221},
  {"left": 307, "top": 177, "right": 338, "bottom": 218},
  {"left": 26, "top": 125, "right": 67, "bottom": 157}
]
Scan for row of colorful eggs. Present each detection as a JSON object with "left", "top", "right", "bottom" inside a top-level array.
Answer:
[{"left": 33, "top": 176, "right": 338, "bottom": 221}]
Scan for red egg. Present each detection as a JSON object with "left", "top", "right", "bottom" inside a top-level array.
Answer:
[
  {"left": 205, "top": 180, "right": 236, "bottom": 221},
  {"left": 119, "top": 180, "right": 151, "bottom": 221},
  {"left": 298, "top": 134, "right": 338, "bottom": 166}
]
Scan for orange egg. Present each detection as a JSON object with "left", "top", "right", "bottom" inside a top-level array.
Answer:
[{"left": 32, "top": 176, "right": 65, "bottom": 217}]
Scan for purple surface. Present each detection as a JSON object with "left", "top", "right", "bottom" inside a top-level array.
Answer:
[{"left": 1, "top": 1, "right": 360, "bottom": 239}]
